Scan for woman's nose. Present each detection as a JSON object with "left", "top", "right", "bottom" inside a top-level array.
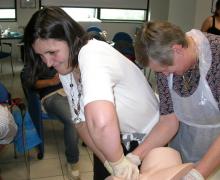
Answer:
[{"left": 44, "top": 57, "right": 53, "bottom": 67}]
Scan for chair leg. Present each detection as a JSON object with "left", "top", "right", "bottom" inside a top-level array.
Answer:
[
  {"left": 13, "top": 142, "right": 30, "bottom": 179},
  {"left": 13, "top": 143, "right": 17, "bottom": 159},
  {"left": 10, "top": 55, "right": 14, "bottom": 76},
  {"left": 21, "top": 111, "right": 30, "bottom": 180},
  {"left": 23, "top": 150, "right": 30, "bottom": 180}
]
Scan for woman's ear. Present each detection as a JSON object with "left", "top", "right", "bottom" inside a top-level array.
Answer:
[{"left": 172, "top": 44, "right": 183, "bottom": 55}]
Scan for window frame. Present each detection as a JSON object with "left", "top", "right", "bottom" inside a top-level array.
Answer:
[
  {"left": 98, "top": 8, "right": 147, "bottom": 22},
  {"left": 40, "top": 4, "right": 148, "bottom": 23},
  {"left": 0, "top": 0, "right": 17, "bottom": 22},
  {"left": 61, "top": 6, "right": 98, "bottom": 21}
]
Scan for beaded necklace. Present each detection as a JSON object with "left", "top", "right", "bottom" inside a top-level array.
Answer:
[
  {"left": 182, "top": 73, "right": 193, "bottom": 92},
  {"left": 69, "top": 72, "right": 82, "bottom": 123},
  {"left": 182, "top": 37, "right": 199, "bottom": 92}
]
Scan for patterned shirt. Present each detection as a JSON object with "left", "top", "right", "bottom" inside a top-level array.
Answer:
[
  {"left": 0, "top": 105, "right": 17, "bottom": 144},
  {"left": 157, "top": 32, "right": 220, "bottom": 115}
]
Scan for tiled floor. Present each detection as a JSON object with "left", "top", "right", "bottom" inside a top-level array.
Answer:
[{"left": 0, "top": 58, "right": 94, "bottom": 180}]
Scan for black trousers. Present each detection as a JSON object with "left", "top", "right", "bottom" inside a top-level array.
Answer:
[{"left": 93, "top": 141, "right": 139, "bottom": 180}]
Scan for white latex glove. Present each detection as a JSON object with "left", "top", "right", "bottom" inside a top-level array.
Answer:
[
  {"left": 126, "top": 153, "right": 141, "bottom": 166},
  {"left": 104, "top": 160, "right": 113, "bottom": 174},
  {"left": 109, "top": 154, "right": 139, "bottom": 180},
  {"left": 182, "top": 169, "right": 205, "bottom": 180}
]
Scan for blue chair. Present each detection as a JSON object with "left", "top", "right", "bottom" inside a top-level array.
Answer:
[
  {"left": 20, "top": 71, "right": 44, "bottom": 159},
  {"left": 20, "top": 70, "right": 56, "bottom": 160},
  {"left": 0, "top": 82, "right": 31, "bottom": 179},
  {"left": 0, "top": 42, "right": 14, "bottom": 76},
  {"left": 87, "top": 26, "right": 102, "bottom": 33},
  {"left": 112, "top": 32, "right": 135, "bottom": 62},
  {"left": 0, "top": 81, "right": 10, "bottom": 103},
  {"left": 112, "top": 32, "right": 133, "bottom": 44}
]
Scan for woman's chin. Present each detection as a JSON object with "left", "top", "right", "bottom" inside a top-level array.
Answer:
[{"left": 55, "top": 67, "right": 72, "bottom": 75}]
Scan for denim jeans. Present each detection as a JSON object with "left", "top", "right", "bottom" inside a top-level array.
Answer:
[{"left": 43, "top": 93, "right": 79, "bottom": 164}]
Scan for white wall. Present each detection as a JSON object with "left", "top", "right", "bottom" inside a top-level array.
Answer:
[
  {"left": 41, "top": 0, "right": 147, "bottom": 9},
  {"left": 0, "top": 0, "right": 214, "bottom": 58},
  {"left": 2, "top": 0, "right": 214, "bottom": 35},
  {"left": 167, "top": 0, "right": 212, "bottom": 32},
  {"left": 41, "top": 0, "right": 149, "bottom": 41},
  {"left": 149, "top": 0, "right": 213, "bottom": 32},
  {"left": 194, "top": 0, "right": 213, "bottom": 29},
  {"left": 149, "top": 0, "right": 170, "bottom": 21},
  {"left": 168, "top": 0, "right": 196, "bottom": 32},
  {"left": 16, "top": 0, "right": 40, "bottom": 28},
  {"left": 1, "top": 0, "right": 145, "bottom": 58}
]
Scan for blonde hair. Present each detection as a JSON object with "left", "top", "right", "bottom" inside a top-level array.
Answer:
[{"left": 135, "top": 21, "right": 188, "bottom": 66}]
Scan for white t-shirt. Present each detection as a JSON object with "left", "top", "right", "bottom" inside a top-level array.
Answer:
[{"left": 60, "top": 39, "right": 159, "bottom": 136}]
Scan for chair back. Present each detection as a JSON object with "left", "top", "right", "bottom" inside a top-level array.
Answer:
[
  {"left": 0, "top": 81, "right": 32, "bottom": 179},
  {"left": 112, "top": 32, "right": 133, "bottom": 44},
  {"left": 20, "top": 70, "right": 44, "bottom": 157},
  {"left": 20, "top": 69, "right": 56, "bottom": 159},
  {"left": 87, "top": 26, "right": 102, "bottom": 33},
  {"left": 112, "top": 32, "right": 135, "bottom": 62},
  {"left": 0, "top": 82, "right": 10, "bottom": 103},
  {"left": 13, "top": 106, "right": 41, "bottom": 153}
]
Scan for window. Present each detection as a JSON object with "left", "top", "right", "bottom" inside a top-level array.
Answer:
[
  {"left": 0, "top": 9, "right": 15, "bottom": 20},
  {"left": 0, "top": 0, "right": 16, "bottom": 21},
  {"left": 100, "top": 8, "right": 146, "bottom": 21},
  {"left": 62, "top": 7, "right": 97, "bottom": 21},
  {"left": 40, "top": 5, "right": 147, "bottom": 22}
]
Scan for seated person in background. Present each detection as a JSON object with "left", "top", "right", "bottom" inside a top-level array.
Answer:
[
  {"left": 105, "top": 147, "right": 199, "bottom": 180},
  {"left": 201, "top": 0, "right": 220, "bottom": 35},
  {"left": 22, "top": 64, "right": 80, "bottom": 180},
  {"left": 0, "top": 104, "right": 17, "bottom": 149}
]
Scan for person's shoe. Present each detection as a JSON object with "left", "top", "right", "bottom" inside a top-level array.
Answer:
[{"left": 66, "top": 162, "right": 81, "bottom": 180}]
